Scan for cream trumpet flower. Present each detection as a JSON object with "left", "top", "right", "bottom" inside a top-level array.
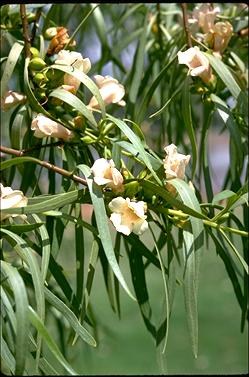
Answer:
[
  {"left": 177, "top": 46, "right": 214, "bottom": 84},
  {"left": 204, "top": 21, "right": 233, "bottom": 57},
  {"left": 1, "top": 90, "right": 26, "bottom": 111},
  {"left": 163, "top": 144, "right": 191, "bottom": 194},
  {"left": 109, "top": 197, "right": 148, "bottom": 236},
  {"left": 91, "top": 158, "right": 124, "bottom": 193},
  {"left": 55, "top": 50, "right": 91, "bottom": 93},
  {"left": 0, "top": 184, "right": 28, "bottom": 221},
  {"left": 190, "top": 3, "right": 220, "bottom": 33},
  {"left": 31, "top": 114, "right": 72, "bottom": 141},
  {"left": 87, "top": 75, "right": 126, "bottom": 109}
]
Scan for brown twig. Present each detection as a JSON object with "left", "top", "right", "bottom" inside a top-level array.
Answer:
[
  {"left": 20, "top": 4, "right": 31, "bottom": 58},
  {"left": 180, "top": 3, "right": 192, "bottom": 48},
  {"left": 0, "top": 145, "right": 87, "bottom": 187}
]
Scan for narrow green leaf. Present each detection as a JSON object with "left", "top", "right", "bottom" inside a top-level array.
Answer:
[
  {"left": 219, "top": 229, "right": 248, "bottom": 274},
  {"left": 212, "top": 190, "right": 236, "bottom": 204},
  {"left": 205, "top": 52, "right": 241, "bottom": 99},
  {"left": 129, "top": 11, "right": 148, "bottom": 103},
  {"left": 91, "top": 4, "right": 108, "bottom": 46},
  {"left": 115, "top": 140, "right": 162, "bottom": 171},
  {"left": 64, "top": 4, "right": 100, "bottom": 49},
  {"left": 149, "top": 225, "right": 169, "bottom": 354},
  {"left": 126, "top": 240, "right": 156, "bottom": 339},
  {"left": 182, "top": 77, "right": 197, "bottom": 180},
  {"left": 0, "top": 222, "right": 44, "bottom": 234},
  {"left": 141, "top": 180, "right": 208, "bottom": 220},
  {"left": 170, "top": 179, "right": 205, "bottom": 358},
  {"left": 1, "top": 189, "right": 84, "bottom": 215},
  {"left": 1, "top": 42, "right": 23, "bottom": 97},
  {"left": 28, "top": 307, "right": 78, "bottom": 375},
  {"left": 1, "top": 228, "right": 46, "bottom": 371},
  {"left": 1, "top": 261, "right": 29, "bottom": 375},
  {"left": 77, "top": 164, "right": 136, "bottom": 301},
  {"left": 32, "top": 214, "right": 51, "bottom": 284},
  {"left": 0, "top": 156, "right": 42, "bottom": 171},
  {"left": 182, "top": 228, "right": 198, "bottom": 358},
  {"left": 44, "top": 288, "right": 96, "bottom": 347},
  {"left": 50, "top": 64, "right": 106, "bottom": 118},
  {"left": 107, "top": 115, "right": 161, "bottom": 185},
  {"left": 49, "top": 88, "right": 97, "bottom": 128}
]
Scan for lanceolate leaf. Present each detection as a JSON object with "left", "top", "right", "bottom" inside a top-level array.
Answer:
[
  {"left": 106, "top": 115, "right": 161, "bottom": 185},
  {"left": 1, "top": 42, "right": 23, "bottom": 97},
  {"left": 28, "top": 307, "right": 78, "bottom": 375},
  {"left": 77, "top": 164, "right": 136, "bottom": 301},
  {"left": 1, "top": 189, "right": 84, "bottom": 215},
  {"left": 49, "top": 88, "right": 97, "bottom": 128},
  {"left": 50, "top": 64, "right": 106, "bottom": 117},
  {"left": 182, "top": 77, "right": 197, "bottom": 180},
  {"left": 1, "top": 261, "right": 29, "bottom": 375},
  {"left": 169, "top": 178, "right": 205, "bottom": 358},
  {"left": 44, "top": 288, "right": 96, "bottom": 347},
  {"left": 205, "top": 53, "right": 241, "bottom": 99}
]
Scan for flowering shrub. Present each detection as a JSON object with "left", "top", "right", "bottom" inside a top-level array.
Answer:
[{"left": 0, "top": 3, "right": 248, "bottom": 375}]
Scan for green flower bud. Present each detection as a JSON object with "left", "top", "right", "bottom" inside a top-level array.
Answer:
[
  {"left": 33, "top": 72, "right": 48, "bottom": 86},
  {"left": 29, "top": 57, "right": 47, "bottom": 71},
  {"left": 44, "top": 27, "right": 57, "bottom": 40},
  {"left": 35, "top": 89, "right": 47, "bottom": 102},
  {"left": 81, "top": 135, "right": 95, "bottom": 144},
  {"left": 27, "top": 13, "right": 36, "bottom": 23},
  {"left": 30, "top": 47, "right": 40, "bottom": 58}
]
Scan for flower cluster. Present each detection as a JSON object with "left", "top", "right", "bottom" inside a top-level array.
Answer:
[
  {"left": 188, "top": 3, "right": 220, "bottom": 33},
  {"left": 187, "top": 3, "right": 233, "bottom": 60},
  {"left": 90, "top": 144, "right": 191, "bottom": 235},
  {"left": 0, "top": 184, "right": 28, "bottom": 221}
]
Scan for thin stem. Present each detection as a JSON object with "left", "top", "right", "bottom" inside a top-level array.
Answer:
[
  {"left": 0, "top": 145, "right": 87, "bottom": 187},
  {"left": 20, "top": 4, "right": 31, "bottom": 58},
  {"left": 31, "top": 7, "right": 42, "bottom": 44},
  {"left": 180, "top": 3, "right": 192, "bottom": 48}
]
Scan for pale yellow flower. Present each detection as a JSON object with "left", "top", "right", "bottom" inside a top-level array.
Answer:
[
  {"left": 91, "top": 158, "right": 124, "bottom": 193},
  {"left": 109, "top": 197, "right": 148, "bottom": 236},
  {"left": 191, "top": 3, "right": 220, "bottom": 33},
  {"left": 87, "top": 75, "right": 126, "bottom": 109},
  {"left": 1, "top": 90, "right": 26, "bottom": 111},
  {"left": 0, "top": 184, "right": 28, "bottom": 221},
  {"left": 204, "top": 21, "right": 233, "bottom": 57},
  {"left": 31, "top": 114, "right": 72, "bottom": 140},
  {"left": 178, "top": 46, "right": 214, "bottom": 84},
  {"left": 163, "top": 144, "right": 191, "bottom": 194},
  {"left": 55, "top": 50, "right": 91, "bottom": 92}
]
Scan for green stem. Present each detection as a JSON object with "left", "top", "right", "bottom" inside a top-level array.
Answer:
[{"left": 203, "top": 220, "right": 248, "bottom": 238}]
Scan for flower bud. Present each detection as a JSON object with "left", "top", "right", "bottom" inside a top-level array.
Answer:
[
  {"left": 44, "top": 27, "right": 58, "bottom": 40},
  {"left": 35, "top": 89, "right": 47, "bottom": 102},
  {"left": 33, "top": 72, "right": 48, "bottom": 86},
  {"left": 81, "top": 135, "right": 95, "bottom": 144},
  {"left": 29, "top": 57, "right": 47, "bottom": 71},
  {"left": 30, "top": 47, "right": 40, "bottom": 58},
  {"left": 73, "top": 115, "right": 85, "bottom": 129}
]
